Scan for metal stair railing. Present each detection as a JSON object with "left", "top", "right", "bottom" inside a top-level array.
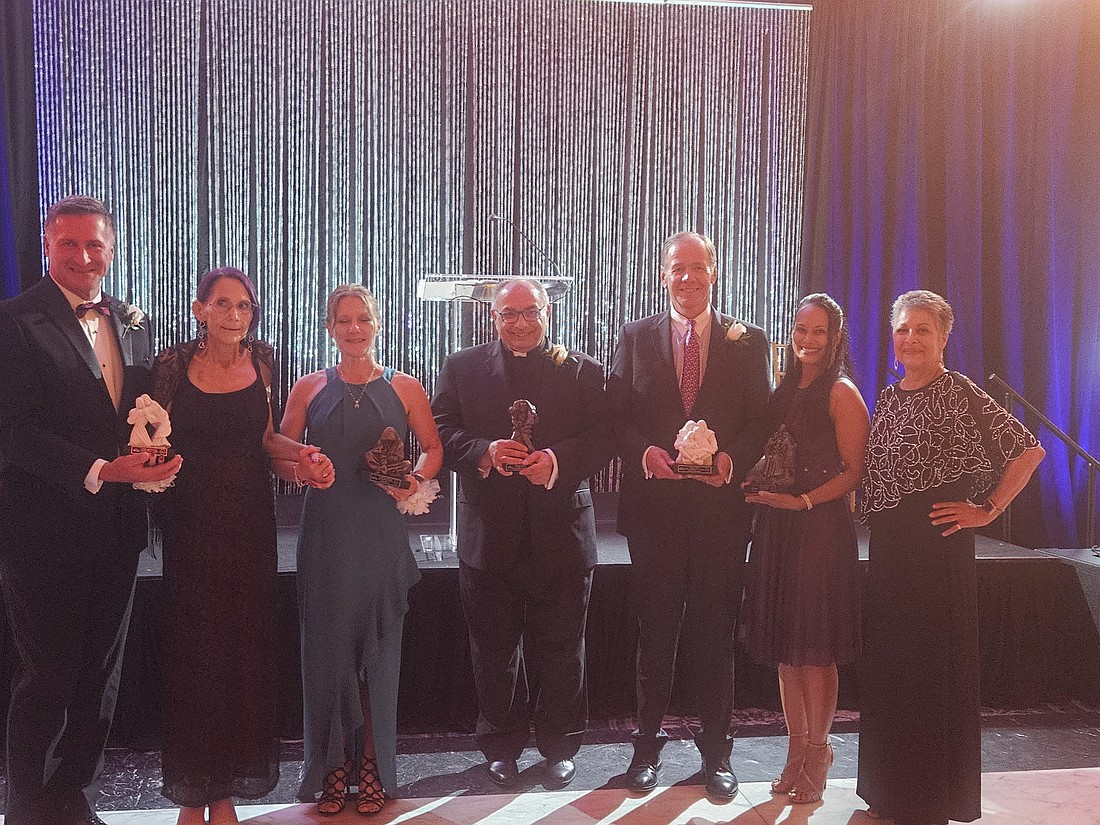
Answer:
[{"left": 987, "top": 374, "right": 1100, "bottom": 551}]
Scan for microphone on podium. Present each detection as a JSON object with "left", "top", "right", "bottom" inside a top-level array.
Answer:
[{"left": 490, "top": 213, "right": 564, "bottom": 282}]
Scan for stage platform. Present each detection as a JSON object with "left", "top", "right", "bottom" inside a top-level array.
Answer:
[{"left": 3, "top": 494, "right": 1099, "bottom": 750}]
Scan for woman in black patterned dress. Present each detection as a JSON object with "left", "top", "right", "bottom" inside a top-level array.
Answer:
[
  {"left": 857, "top": 290, "right": 1044, "bottom": 825},
  {"left": 153, "top": 268, "right": 334, "bottom": 825},
  {"left": 742, "top": 293, "right": 869, "bottom": 804}
]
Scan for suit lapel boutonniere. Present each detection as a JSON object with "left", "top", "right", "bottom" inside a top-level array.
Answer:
[
  {"left": 547, "top": 343, "right": 573, "bottom": 366},
  {"left": 117, "top": 302, "right": 146, "bottom": 336},
  {"left": 721, "top": 319, "right": 751, "bottom": 346}
]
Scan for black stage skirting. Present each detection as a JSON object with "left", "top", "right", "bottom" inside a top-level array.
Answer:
[{"left": 3, "top": 495, "right": 1100, "bottom": 749}]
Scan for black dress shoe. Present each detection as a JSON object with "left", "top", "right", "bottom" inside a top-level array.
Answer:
[
  {"left": 701, "top": 757, "right": 739, "bottom": 799},
  {"left": 626, "top": 756, "right": 660, "bottom": 793},
  {"left": 545, "top": 758, "right": 576, "bottom": 789},
  {"left": 487, "top": 758, "right": 519, "bottom": 787}
]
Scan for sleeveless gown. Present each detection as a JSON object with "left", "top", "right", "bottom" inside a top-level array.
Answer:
[
  {"left": 160, "top": 357, "right": 279, "bottom": 805},
  {"left": 297, "top": 368, "right": 421, "bottom": 800},
  {"left": 742, "top": 377, "right": 861, "bottom": 667}
]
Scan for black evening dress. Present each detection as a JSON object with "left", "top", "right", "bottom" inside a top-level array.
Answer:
[
  {"left": 857, "top": 371, "right": 1039, "bottom": 825},
  {"left": 742, "top": 376, "right": 861, "bottom": 667},
  {"left": 154, "top": 341, "right": 280, "bottom": 806}
]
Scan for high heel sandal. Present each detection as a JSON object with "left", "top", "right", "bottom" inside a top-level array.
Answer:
[
  {"left": 789, "top": 740, "right": 834, "bottom": 804},
  {"left": 318, "top": 758, "right": 353, "bottom": 816},
  {"left": 770, "top": 732, "right": 807, "bottom": 795},
  {"left": 357, "top": 755, "right": 386, "bottom": 815}
]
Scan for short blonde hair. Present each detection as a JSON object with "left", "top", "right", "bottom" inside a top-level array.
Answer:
[
  {"left": 891, "top": 289, "right": 954, "bottom": 336},
  {"left": 326, "top": 284, "right": 380, "bottom": 328}
]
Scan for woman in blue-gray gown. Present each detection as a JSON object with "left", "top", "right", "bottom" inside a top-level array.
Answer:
[{"left": 281, "top": 284, "right": 442, "bottom": 816}]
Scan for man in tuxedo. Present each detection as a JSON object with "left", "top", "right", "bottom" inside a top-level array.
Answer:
[
  {"left": 608, "top": 231, "right": 770, "bottom": 799},
  {"left": 0, "top": 196, "right": 182, "bottom": 825},
  {"left": 432, "top": 278, "right": 610, "bottom": 790}
]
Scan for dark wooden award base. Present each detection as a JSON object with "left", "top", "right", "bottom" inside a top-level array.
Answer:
[
  {"left": 360, "top": 469, "right": 411, "bottom": 489},
  {"left": 674, "top": 460, "right": 717, "bottom": 476},
  {"left": 130, "top": 445, "right": 171, "bottom": 464}
]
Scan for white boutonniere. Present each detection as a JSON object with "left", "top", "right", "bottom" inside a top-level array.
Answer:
[
  {"left": 548, "top": 344, "right": 573, "bottom": 366},
  {"left": 120, "top": 303, "right": 146, "bottom": 335},
  {"left": 724, "top": 320, "right": 750, "bottom": 344}
]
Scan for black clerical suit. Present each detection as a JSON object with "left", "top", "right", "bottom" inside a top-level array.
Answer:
[
  {"left": 609, "top": 309, "right": 770, "bottom": 763},
  {"left": 432, "top": 340, "right": 610, "bottom": 762},
  {"left": 0, "top": 276, "right": 153, "bottom": 825}
]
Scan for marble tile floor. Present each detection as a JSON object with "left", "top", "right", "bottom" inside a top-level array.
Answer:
[
  {"left": 15, "top": 769, "right": 1100, "bottom": 824},
  {"left": 1, "top": 707, "right": 1097, "bottom": 824}
]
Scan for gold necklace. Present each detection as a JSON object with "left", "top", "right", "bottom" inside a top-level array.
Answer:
[{"left": 337, "top": 363, "right": 381, "bottom": 409}]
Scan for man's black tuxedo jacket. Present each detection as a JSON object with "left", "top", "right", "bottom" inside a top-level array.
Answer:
[
  {"left": 432, "top": 340, "right": 611, "bottom": 579},
  {"left": 0, "top": 276, "right": 153, "bottom": 557},
  {"left": 609, "top": 310, "right": 771, "bottom": 539}
]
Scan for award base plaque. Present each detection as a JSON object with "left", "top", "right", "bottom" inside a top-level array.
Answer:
[
  {"left": 130, "top": 445, "right": 171, "bottom": 464},
  {"left": 364, "top": 470, "right": 411, "bottom": 490},
  {"left": 674, "top": 460, "right": 717, "bottom": 476}
]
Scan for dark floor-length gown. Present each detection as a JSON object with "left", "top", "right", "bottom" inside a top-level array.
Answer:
[
  {"left": 857, "top": 371, "right": 1039, "bottom": 825},
  {"left": 296, "top": 368, "right": 421, "bottom": 800},
  {"left": 155, "top": 342, "right": 279, "bottom": 806},
  {"left": 742, "top": 377, "right": 861, "bottom": 667}
]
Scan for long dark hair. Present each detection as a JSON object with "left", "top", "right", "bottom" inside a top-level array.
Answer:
[{"left": 779, "top": 292, "right": 854, "bottom": 391}]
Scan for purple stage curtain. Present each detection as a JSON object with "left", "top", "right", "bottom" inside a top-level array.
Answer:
[
  {"left": 0, "top": 0, "right": 41, "bottom": 297},
  {"left": 800, "top": 0, "right": 1100, "bottom": 548}
]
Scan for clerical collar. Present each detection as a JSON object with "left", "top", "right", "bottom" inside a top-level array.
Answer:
[
  {"left": 50, "top": 274, "right": 104, "bottom": 312},
  {"left": 503, "top": 341, "right": 548, "bottom": 358}
]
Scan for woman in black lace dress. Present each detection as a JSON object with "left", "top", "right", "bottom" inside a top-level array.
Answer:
[
  {"left": 152, "top": 268, "right": 333, "bottom": 825},
  {"left": 857, "top": 290, "right": 1044, "bottom": 825},
  {"left": 742, "top": 293, "right": 869, "bottom": 804}
]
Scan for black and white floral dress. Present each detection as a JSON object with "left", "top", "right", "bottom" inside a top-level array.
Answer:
[{"left": 856, "top": 371, "right": 1039, "bottom": 825}]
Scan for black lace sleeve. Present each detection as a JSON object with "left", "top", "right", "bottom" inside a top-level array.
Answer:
[
  {"left": 252, "top": 340, "right": 280, "bottom": 429},
  {"left": 151, "top": 340, "right": 200, "bottom": 410}
]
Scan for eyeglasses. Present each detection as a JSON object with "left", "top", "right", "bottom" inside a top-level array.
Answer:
[
  {"left": 209, "top": 298, "right": 257, "bottom": 314},
  {"left": 495, "top": 306, "right": 546, "bottom": 324}
]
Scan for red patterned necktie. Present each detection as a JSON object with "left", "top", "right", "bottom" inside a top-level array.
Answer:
[
  {"left": 681, "top": 318, "right": 700, "bottom": 415},
  {"left": 75, "top": 297, "right": 111, "bottom": 318}
]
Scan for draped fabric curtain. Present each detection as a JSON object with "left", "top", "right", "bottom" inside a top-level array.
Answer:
[
  {"left": 0, "top": 0, "right": 41, "bottom": 296},
  {"left": 29, "top": 0, "right": 811, "bottom": 448},
  {"left": 801, "top": 0, "right": 1100, "bottom": 548}
]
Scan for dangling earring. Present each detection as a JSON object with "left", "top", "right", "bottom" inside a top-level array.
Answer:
[
  {"left": 198, "top": 321, "right": 207, "bottom": 349},
  {"left": 892, "top": 358, "right": 899, "bottom": 371},
  {"left": 246, "top": 333, "right": 254, "bottom": 353}
]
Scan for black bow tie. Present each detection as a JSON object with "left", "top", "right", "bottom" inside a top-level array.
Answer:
[{"left": 75, "top": 298, "right": 111, "bottom": 319}]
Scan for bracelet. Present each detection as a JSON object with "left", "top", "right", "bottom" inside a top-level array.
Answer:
[
  {"left": 983, "top": 496, "right": 1004, "bottom": 514},
  {"left": 292, "top": 462, "right": 306, "bottom": 488},
  {"left": 800, "top": 493, "right": 813, "bottom": 511},
  {"left": 411, "top": 472, "right": 427, "bottom": 483}
]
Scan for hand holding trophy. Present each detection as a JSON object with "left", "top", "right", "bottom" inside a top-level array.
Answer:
[{"left": 127, "top": 394, "right": 176, "bottom": 492}]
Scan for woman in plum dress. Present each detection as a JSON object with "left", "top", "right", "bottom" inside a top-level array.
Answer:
[{"left": 742, "top": 293, "right": 869, "bottom": 804}]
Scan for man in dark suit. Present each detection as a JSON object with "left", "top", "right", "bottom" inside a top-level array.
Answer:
[
  {"left": 608, "top": 231, "right": 770, "bottom": 800},
  {"left": 0, "top": 196, "right": 181, "bottom": 825},
  {"left": 432, "top": 278, "right": 610, "bottom": 790}
]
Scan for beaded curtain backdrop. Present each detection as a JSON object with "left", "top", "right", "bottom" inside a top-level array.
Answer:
[{"left": 32, "top": 0, "right": 811, "bottom": 486}]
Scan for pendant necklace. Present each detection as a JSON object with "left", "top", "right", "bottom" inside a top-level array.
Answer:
[{"left": 337, "top": 362, "right": 381, "bottom": 409}]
